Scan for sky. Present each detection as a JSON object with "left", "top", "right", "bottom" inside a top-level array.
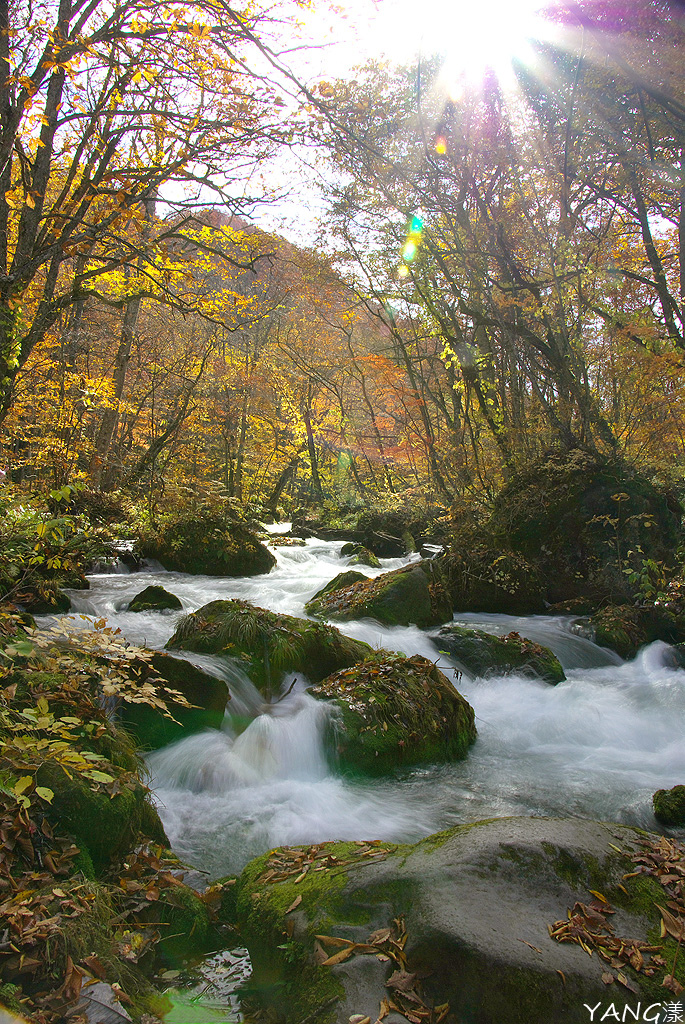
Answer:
[
  {"left": 244, "top": 0, "right": 559, "bottom": 242},
  {"left": 244, "top": 0, "right": 557, "bottom": 240}
]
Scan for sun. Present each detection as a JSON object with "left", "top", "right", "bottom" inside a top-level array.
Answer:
[{"left": 372, "top": 0, "right": 551, "bottom": 86}]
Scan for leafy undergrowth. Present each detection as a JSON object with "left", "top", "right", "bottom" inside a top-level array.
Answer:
[
  {"left": 550, "top": 836, "right": 685, "bottom": 998},
  {"left": 0, "top": 488, "right": 107, "bottom": 612},
  {"left": 0, "top": 606, "right": 223, "bottom": 1023}
]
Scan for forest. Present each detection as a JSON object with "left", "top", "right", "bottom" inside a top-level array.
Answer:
[{"left": 1, "top": 0, "right": 685, "bottom": 1022}]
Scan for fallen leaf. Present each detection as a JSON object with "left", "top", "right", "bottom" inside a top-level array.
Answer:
[
  {"left": 285, "top": 894, "right": 302, "bottom": 914},
  {"left": 385, "top": 970, "right": 418, "bottom": 993},
  {"left": 616, "top": 972, "right": 639, "bottom": 995},
  {"left": 663, "top": 974, "right": 685, "bottom": 996},
  {"left": 602, "top": 972, "right": 615, "bottom": 985},
  {"left": 518, "top": 939, "right": 542, "bottom": 953},
  {"left": 321, "top": 946, "right": 355, "bottom": 967},
  {"left": 656, "top": 905, "right": 685, "bottom": 942}
]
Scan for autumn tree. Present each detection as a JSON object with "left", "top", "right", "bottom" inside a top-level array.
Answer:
[{"left": 0, "top": 0, "right": 299, "bottom": 424}]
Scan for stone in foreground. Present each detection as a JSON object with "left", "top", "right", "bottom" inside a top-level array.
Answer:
[{"left": 234, "top": 817, "right": 681, "bottom": 1024}]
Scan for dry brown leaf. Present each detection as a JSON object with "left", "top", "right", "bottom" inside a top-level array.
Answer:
[
  {"left": 321, "top": 946, "right": 355, "bottom": 967},
  {"left": 385, "top": 969, "right": 418, "bottom": 993},
  {"left": 285, "top": 894, "right": 302, "bottom": 915},
  {"left": 656, "top": 905, "right": 685, "bottom": 942},
  {"left": 616, "top": 971, "right": 639, "bottom": 994},
  {"left": 663, "top": 974, "right": 685, "bottom": 995},
  {"left": 316, "top": 935, "right": 355, "bottom": 948},
  {"left": 602, "top": 972, "right": 615, "bottom": 985}
]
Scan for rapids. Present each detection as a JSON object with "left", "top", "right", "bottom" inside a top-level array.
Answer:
[{"left": 62, "top": 535, "right": 685, "bottom": 881}]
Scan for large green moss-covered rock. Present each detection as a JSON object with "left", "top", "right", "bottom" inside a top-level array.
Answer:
[
  {"left": 429, "top": 625, "right": 566, "bottom": 684},
  {"left": 487, "top": 448, "right": 681, "bottom": 605},
  {"left": 340, "top": 543, "right": 381, "bottom": 568},
  {"left": 307, "top": 571, "right": 367, "bottom": 608},
  {"left": 309, "top": 654, "right": 476, "bottom": 774},
  {"left": 306, "top": 561, "right": 452, "bottom": 628},
  {"left": 166, "top": 599, "right": 372, "bottom": 696},
  {"left": 653, "top": 784, "right": 685, "bottom": 827},
  {"left": 37, "top": 759, "right": 161, "bottom": 872},
  {"left": 587, "top": 603, "right": 685, "bottom": 659},
  {"left": 235, "top": 817, "right": 682, "bottom": 1024},
  {"left": 142, "top": 516, "right": 276, "bottom": 577},
  {"left": 128, "top": 585, "right": 182, "bottom": 612}
]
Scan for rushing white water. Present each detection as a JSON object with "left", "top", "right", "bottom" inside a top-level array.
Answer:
[{"left": 60, "top": 535, "right": 685, "bottom": 879}]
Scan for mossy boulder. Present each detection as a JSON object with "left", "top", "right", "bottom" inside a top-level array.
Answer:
[
  {"left": 428, "top": 625, "right": 566, "bottom": 684},
  {"left": 142, "top": 516, "right": 276, "bottom": 577},
  {"left": 355, "top": 508, "right": 418, "bottom": 556},
  {"left": 166, "top": 599, "right": 373, "bottom": 696},
  {"left": 308, "top": 654, "right": 476, "bottom": 774},
  {"left": 439, "top": 547, "right": 546, "bottom": 615},
  {"left": 305, "top": 561, "right": 452, "bottom": 628},
  {"left": 118, "top": 652, "right": 229, "bottom": 750},
  {"left": 306, "top": 570, "right": 367, "bottom": 611},
  {"left": 340, "top": 543, "right": 381, "bottom": 568},
  {"left": 37, "top": 759, "right": 159, "bottom": 872},
  {"left": 590, "top": 605, "right": 648, "bottom": 659},
  {"left": 653, "top": 784, "right": 685, "bottom": 827},
  {"left": 588, "top": 603, "right": 685, "bottom": 659},
  {"left": 487, "top": 447, "right": 681, "bottom": 605},
  {"left": 128, "top": 585, "right": 182, "bottom": 612},
  {"left": 156, "top": 883, "right": 213, "bottom": 957},
  {"left": 235, "top": 817, "right": 682, "bottom": 1024}
]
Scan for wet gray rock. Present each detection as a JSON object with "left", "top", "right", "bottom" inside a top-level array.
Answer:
[{"left": 236, "top": 816, "right": 668, "bottom": 1024}]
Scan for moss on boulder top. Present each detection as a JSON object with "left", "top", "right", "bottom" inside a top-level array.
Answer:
[
  {"left": 653, "top": 785, "right": 685, "bottom": 827},
  {"left": 142, "top": 515, "right": 276, "bottom": 577},
  {"left": 308, "top": 653, "right": 476, "bottom": 774},
  {"left": 305, "top": 561, "right": 452, "bottom": 628},
  {"left": 429, "top": 625, "right": 566, "bottom": 684},
  {"left": 166, "top": 599, "right": 373, "bottom": 696},
  {"left": 128, "top": 585, "right": 182, "bottom": 612},
  {"left": 340, "top": 543, "right": 381, "bottom": 568}
]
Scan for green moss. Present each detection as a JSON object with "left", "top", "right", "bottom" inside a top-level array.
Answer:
[
  {"left": 38, "top": 760, "right": 147, "bottom": 872},
  {"left": 71, "top": 844, "right": 96, "bottom": 880},
  {"left": 142, "top": 518, "right": 276, "bottom": 577},
  {"left": 431, "top": 626, "right": 565, "bottom": 683},
  {"left": 166, "top": 599, "right": 372, "bottom": 696},
  {"left": 541, "top": 842, "right": 604, "bottom": 891},
  {"left": 306, "top": 562, "right": 452, "bottom": 628},
  {"left": 128, "top": 585, "right": 182, "bottom": 612},
  {"left": 158, "top": 885, "right": 212, "bottom": 958},
  {"left": 236, "top": 841, "right": 383, "bottom": 1023},
  {"left": 0, "top": 983, "right": 24, "bottom": 1015},
  {"left": 310, "top": 654, "right": 476, "bottom": 775},
  {"left": 653, "top": 785, "right": 685, "bottom": 826}
]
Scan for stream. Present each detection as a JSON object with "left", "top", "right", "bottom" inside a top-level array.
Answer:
[{"left": 57, "top": 530, "right": 685, "bottom": 887}]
